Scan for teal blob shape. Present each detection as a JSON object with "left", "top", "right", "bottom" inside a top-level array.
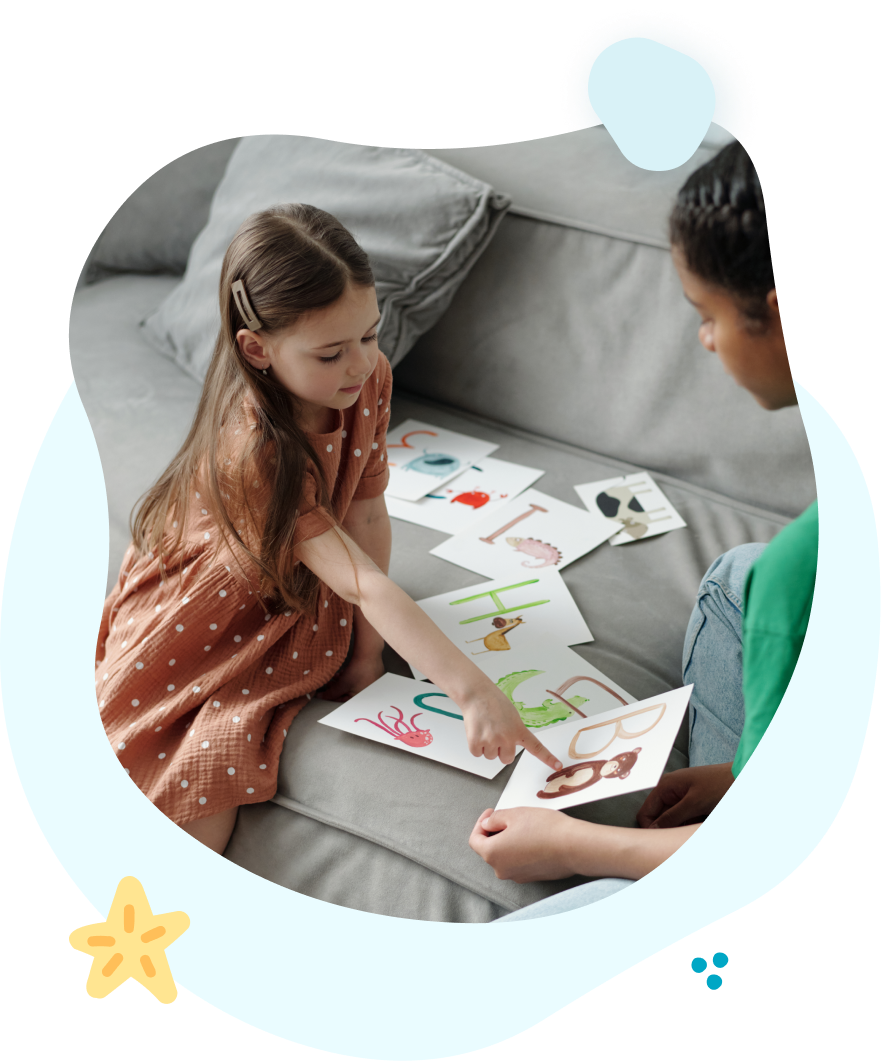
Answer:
[
  {"left": 713, "top": 951, "right": 729, "bottom": 968},
  {"left": 707, "top": 974, "right": 723, "bottom": 990},
  {"left": 692, "top": 957, "right": 708, "bottom": 973}
]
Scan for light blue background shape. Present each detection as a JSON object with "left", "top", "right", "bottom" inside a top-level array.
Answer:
[
  {"left": 1, "top": 41, "right": 878, "bottom": 1061},
  {"left": 589, "top": 38, "right": 716, "bottom": 169},
  {"left": 1, "top": 385, "right": 876, "bottom": 1059}
]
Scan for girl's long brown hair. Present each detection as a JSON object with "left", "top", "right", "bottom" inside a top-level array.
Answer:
[{"left": 131, "top": 203, "right": 375, "bottom": 613}]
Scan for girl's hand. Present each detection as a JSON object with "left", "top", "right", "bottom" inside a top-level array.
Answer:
[
  {"left": 320, "top": 652, "right": 385, "bottom": 702},
  {"left": 469, "top": 807, "right": 579, "bottom": 882},
  {"left": 460, "top": 687, "right": 562, "bottom": 771}
]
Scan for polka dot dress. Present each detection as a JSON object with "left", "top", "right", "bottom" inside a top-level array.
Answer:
[{"left": 96, "top": 356, "right": 393, "bottom": 826}]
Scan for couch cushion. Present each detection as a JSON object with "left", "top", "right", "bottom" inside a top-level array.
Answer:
[
  {"left": 394, "top": 215, "right": 815, "bottom": 518},
  {"left": 141, "top": 136, "right": 510, "bottom": 378},
  {"left": 428, "top": 124, "right": 734, "bottom": 248},
  {"left": 81, "top": 139, "right": 241, "bottom": 285}
]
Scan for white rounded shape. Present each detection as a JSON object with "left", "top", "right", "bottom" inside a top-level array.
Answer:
[
  {"left": 247, "top": 734, "right": 252, "bottom": 742},
  {"left": 158, "top": 752, "right": 166, "bottom": 759},
  {"left": 325, "top": 650, "right": 333, "bottom": 657},
  {"left": 372, "top": 442, "right": 378, "bottom": 450},
  {"left": 155, "top": 605, "right": 161, "bottom": 613},
  {"left": 121, "top": 641, "right": 127, "bottom": 648},
  {"left": 292, "top": 651, "right": 299, "bottom": 659},
  {"left": 201, "top": 508, "right": 208, "bottom": 515},
  {"left": 199, "top": 796, "right": 207, "bottom": 805},
  {"left": 326, "top": 444, "right": 333, "bottom": 452},
  {"left": 103, "top": 672, "right": 109, "bottom": 681},
  {"left": 99, "top": 699, "right": 105, "bottom": 707},
  {"left": 168, "top": 659, "right": 175, "bottom": 666},
  {"left": 213, "top": 700, "right": 221, "bottom": 707},
  {"left": 155, "top": 725, "right": 162, "bottom": 732},
  {"left": 233, "top": 715, "right": 241, "bottom": 723},
  {"left": 257, "top": 635, "right": 264, "bottom": 642},
  {"left": 182, "top": 596, "right": 190, "bottom": 604},
  {"left": 167, "top": 684, "right": 175, "bottom": 692},
  {"left": 117, "top": 741, "right": 125, "bottom": 750},
  {"left": 363, "top": 408, "right": 369, "bottom": 416},
  {"left": 192, "top": 686, "right": 201, "bottom": 693},
  {"left": 125, "top": 768, "right": 130, "bottom": 775},
  {"left": 354, "top": 449, "right": 362, "bottom": 457},
  {"left": 204, "top": 532, "right": 210, "bottom": 540},
  {"left": 204, "top": 645, "right": 211, "bottom": 652},
  {"left": 199, "top": 741, "right": 208, "bottom": 750},
  {"left": 131, "top": 699, "right": 139, "bottom": 707},
  {"left": 259, "top": 764, "right": 267, "bottom": 769},
  {"left": 176, "top": 624, "right": 184, "bottom": 632},
  {"left": 340, "top": 618, "right": 347, "bottom": 626},
  {"left": 241, "top": 688, "right": 250, "bottom": 695},
  {"left": 195, "top": 491, "right": 201, "bottom": 499},
  {"left": 378, "top": 398, "right": 383, "bottom": 405},
  {"left": 246, "top": 787, "right": 255, "bottom": 794},
  {"left": 227, "top": 767, "right": 235, "bottom": 775},
  {"left": 181, "top": 779, "right": 188, "bottom": 788},
  {"left": 312, "top": 624, "right": 319, "bottom": 632},
  {"left": 304, "top": 669, "right": 310, "bottom": 675},
  {"left": 210, "top": 623, "right": 217, "bottom": 631},
  {"left": 127, "top": 618, "right": 133, "bottom": 625},
  {"left": 219, "top": 590, "right": 227, "bottom": 598},
  {"left": 265, "top": 667, "right": 273, "bottom": 674},
  {"left": 284, "top": 610, "right": 292, "bottom": 617},
  {"left": 234, "top": 635, "right": 242, "bottom": 643}
]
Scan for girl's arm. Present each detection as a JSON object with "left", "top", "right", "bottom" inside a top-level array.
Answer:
[
  {"left": 294, "top": 523, "right": 561, "bottom": 770},
  {"left": 322, "top": 496, "right": 391, "bottom": 699},
  {"left": 469, "top": 807, "right": 699, "bottom": 883}
]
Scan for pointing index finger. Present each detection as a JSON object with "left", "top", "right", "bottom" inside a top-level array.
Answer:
[{"left": 520, "top": 729, "right": 562, "bottom": 771}]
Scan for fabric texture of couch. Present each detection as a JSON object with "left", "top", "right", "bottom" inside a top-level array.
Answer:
[{"left": 70, "top": 127, "right": 816, "bottom": 922}]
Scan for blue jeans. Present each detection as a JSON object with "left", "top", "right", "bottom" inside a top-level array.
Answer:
[{"left": 495, "top": 543, "right": 766, "bottom": 922}]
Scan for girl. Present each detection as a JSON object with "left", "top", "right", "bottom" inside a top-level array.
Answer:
[
  {"left": 470, "top": 141, "right": 818, "bottom": 917},
  {"left": 96, "top": 203, "right": 559, "bottom": 855}
]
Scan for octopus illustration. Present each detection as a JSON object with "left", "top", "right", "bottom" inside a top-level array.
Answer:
[
  {"left": 466, "top": 616, "right": 526, "bottom": 655},
  {"left": 354, "top": 706, "right": 433, "bottom": 748},
  {"left": 505, "top": 536, "right": 562, "bottom": 568},
  {"left": 536, "top": 748, "right": 643, "bottom": 799}
]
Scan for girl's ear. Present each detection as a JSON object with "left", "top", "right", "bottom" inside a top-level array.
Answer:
[{"left": 237, "top": 329, "right": 271, "bottom": 370}]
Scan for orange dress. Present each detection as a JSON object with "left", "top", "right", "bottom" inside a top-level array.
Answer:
[{"left": 96, "top": 356, "right": 392, "bottom": 825}]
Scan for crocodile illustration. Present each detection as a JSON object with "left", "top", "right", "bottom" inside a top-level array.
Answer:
[
  {"left": 495, "top": 668, "right": 588, "bottom": 728},
  {"left": 505, "top": 536, "right": 562, "bottom": 568}
]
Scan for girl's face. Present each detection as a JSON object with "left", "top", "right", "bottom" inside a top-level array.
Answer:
[
  {"left": 238, "top": 284, "right": 382, "bottom": 430},
  {"left": 671, "top": 245, "right": 796, "bottom": 411}
]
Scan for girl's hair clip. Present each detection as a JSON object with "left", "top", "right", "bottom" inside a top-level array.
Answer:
[{"left": 231, "top": 279, "right": 263, "bottom": 331}]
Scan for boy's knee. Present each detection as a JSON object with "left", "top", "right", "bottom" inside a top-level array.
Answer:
[{"left": 698, "top": 542, "right": 767, "bottom": 608}]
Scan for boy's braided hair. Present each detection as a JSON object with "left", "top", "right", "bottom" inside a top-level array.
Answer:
[{"left": 669, "top": 140, "right": 775, "bottom": 326}]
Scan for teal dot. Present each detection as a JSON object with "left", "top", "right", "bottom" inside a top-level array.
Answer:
[
  {"left": 707, "top": 975, "right": 723, "bottom": 990},
  {"left": 691, "top": 957, "right": 707, "bottom": 973},
  {"left": 713, "top": 952, "right": 729, "bottom": 968}
]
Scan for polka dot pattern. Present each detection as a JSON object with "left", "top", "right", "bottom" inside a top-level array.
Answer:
[{"left": 95, "top": 354, "right": 390, "bottom": 826}]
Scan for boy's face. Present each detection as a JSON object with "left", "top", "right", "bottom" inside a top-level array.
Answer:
[{"left": 671, "top": 246, "right": 796, "bottom": 411}]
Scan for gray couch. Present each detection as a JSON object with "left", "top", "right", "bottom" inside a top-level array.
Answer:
[{"left": 70, "top": 128, "right": 815, "bottom": 922}]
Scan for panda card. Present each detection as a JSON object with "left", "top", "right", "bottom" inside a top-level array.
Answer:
[
  {"left": 574, "top": 472, "right": 687, "bottom": 546},
  {"left": 385, "top": 419, "right": 499, "bottom": 502},
  {"left": 495, "top": 685, "right": 693, "bottom": 811}
]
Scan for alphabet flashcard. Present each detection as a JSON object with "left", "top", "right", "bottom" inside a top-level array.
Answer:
[
  {"left": 317, "top": 672, "right": 511, "bottom": 779},
  {"left": 574, "top": 472, "right": 687, "bottom": 545},
  {"left": 470, "top": 638, "right": 635, "bottom": 731},
  {"left": 429, "top": 488, "right": 618, "bottom": 579},
  {"left": 385, "top": 456, "right": 545, "bottom": 534},
  {"left": 495, "top": 684, "right": 693, "bottom": 811},
  {"left": 384, "top": 419, "right": 499, "bottom": 502},
  {"left": 410, "top": 569, "right": 593, "bottom": 681}
]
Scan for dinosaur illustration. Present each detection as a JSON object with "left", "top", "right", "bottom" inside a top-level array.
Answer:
[
  {"left": 505, "top": 537, "right": 562, "bottom": 568},
  {"left": 495, "top": 669, "right": 589, "bottom": 728}
]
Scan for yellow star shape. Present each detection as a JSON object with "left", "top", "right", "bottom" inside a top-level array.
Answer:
[{"left": 69, "top": 876, "right": 190, "bottom": 1003}]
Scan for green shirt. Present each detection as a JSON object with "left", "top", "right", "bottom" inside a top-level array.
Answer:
[{"left": 733, "top": 500, "right": 818, "bottom": 777}]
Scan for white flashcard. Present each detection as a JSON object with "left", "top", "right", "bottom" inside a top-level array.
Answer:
[
  {"left": 429, "top": 488, "right": 617, "bottom": 579},
  {"left": 385, "top": 456, "right": 545, "bottom": 534},
  {"left": 411, "top": 569, "right": 593, "bottom": 681},
  {"left": 469, "top": 638, "right": 635, "bottom": 733},
  {"left": 385, "top": 419, "right": 499, "bottom": 502},
  {"left": 574, "top": 472, "right": 687, "bottom": 545},
  {"left": 318, "top": 672, "right": 507, "bottom": 779},
  {"left": 495, "top": 685, "right": 693, "bottom": 811}
]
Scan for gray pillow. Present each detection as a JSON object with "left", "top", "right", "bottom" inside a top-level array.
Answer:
[
  {"left": 141, "top": 136, "right": 511, "bottom": 375},
  {"left": 81, "top": 139, "right": 241, "bottom": 285}
]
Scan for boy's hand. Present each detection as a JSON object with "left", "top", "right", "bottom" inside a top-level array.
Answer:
[
  {"left": 636, "top": 763, "right": 734, "bottom": 828},
  {"left": 320, "top": 652, "right": 385, "bottom": 702},
  {"left": 469, "top": 807, "right": 578, "bottom": 882},
  {"left": 461, "top": 687, "right": 561, "bottom": 771}
]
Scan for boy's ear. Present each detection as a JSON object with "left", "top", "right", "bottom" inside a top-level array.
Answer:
[
  {"left": 767, "top": 288, "right": 779, "bottom": 314},
  {"left": 237, "top": 329, "right": 271, "bottom": 370}
]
